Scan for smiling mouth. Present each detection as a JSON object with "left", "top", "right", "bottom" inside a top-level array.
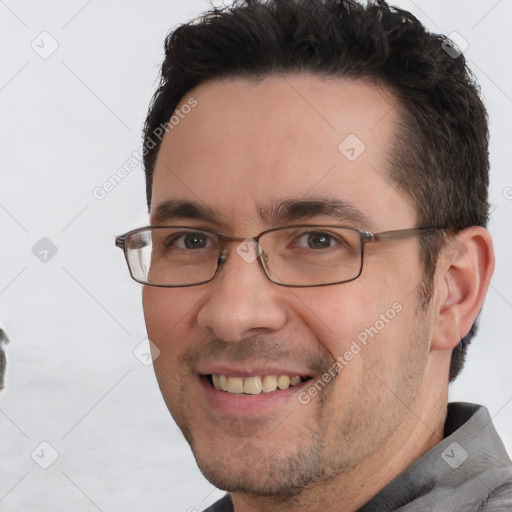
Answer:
[{"left": 206, "top": 374, "right": 312, "bottom": 395}]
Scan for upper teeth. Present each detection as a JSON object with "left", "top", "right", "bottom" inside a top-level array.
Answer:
[{"left": 212, "top": 374, "right": 303, "bottom": 395}]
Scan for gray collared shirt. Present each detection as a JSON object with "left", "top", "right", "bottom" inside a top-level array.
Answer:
[{"left": 204, "top": 403, "right": 512, "bottom": 511}]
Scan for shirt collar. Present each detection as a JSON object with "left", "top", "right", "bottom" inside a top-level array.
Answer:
[{"left": 359, "top": 402, "right": 512, "bottom": 511}]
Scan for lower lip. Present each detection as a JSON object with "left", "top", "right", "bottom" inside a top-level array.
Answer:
[{"left": 199, "top": 376, "right": 310, "bottom": 415}]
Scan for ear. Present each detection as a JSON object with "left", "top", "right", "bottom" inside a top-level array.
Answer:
[{"left": 430, "top": 227, "right": 495, "bottom": 351}]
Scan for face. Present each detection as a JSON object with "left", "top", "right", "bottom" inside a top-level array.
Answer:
[{"left": 143, "top": 75, "right": 434, "bottom": 498}]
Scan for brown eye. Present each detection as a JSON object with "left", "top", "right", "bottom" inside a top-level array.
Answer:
[
  {"left": 167, "top": 232, "right": 213, "bottom": 250},
  {"left": 294, "top": 231, "right": 344, "bottom": 250}
]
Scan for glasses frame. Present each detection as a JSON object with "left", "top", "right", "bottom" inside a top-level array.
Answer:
[{"left": 115, "top": 225, "right": 442, "bottom": 288}]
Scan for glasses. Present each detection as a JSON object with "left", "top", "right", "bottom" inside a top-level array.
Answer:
[{"left": 115, "top": 225, "right": 441, "bottom": 288}]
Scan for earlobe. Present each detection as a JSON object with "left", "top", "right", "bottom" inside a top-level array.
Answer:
[{"left": 430, "top": 227, "right": 495, "bottom": 351}]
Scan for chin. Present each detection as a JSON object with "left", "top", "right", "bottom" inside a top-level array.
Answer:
[
  {"left": 190, "top": 437, "right": 328, "bottom": 500},
  {"left": 198, "top": 460, "right": 311, "bottom": 500}
]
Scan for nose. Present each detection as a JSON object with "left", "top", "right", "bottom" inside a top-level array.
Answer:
[{"left": 196, "top": 243, "right": 288, "bottom": 342}]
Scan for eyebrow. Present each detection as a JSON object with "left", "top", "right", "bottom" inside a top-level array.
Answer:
[{"left": 151, "top": 197, "right": 374, "bottom": 229}]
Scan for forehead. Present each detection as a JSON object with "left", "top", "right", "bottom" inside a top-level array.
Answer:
[{"left": 151, "top": 75, "right": 415, "bottom": 231}]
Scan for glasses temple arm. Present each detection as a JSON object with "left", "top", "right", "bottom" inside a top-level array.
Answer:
[{"left": 371, "top": 227, "right": 442, "bottom": 242}]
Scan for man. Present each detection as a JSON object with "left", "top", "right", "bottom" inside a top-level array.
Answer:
[{"left": 116, "top": 0, "right": 512, "bottom": 510}]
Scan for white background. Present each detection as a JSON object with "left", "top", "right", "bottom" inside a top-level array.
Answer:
[{"left": 1, "top": 1, "right": 511, "bottom": 511}]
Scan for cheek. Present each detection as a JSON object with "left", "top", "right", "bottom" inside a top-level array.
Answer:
[
  {"left": 142, "top": 287, "right": 201, "bottom": 354},
  {"left": 291, "top": 272, "right": 415, "bottom": 370},
  {"left": 142, "top": 288, "right": 202, "bottom": 418},
  {"left": 292, "top": 284, "right": 387, "bottom": 354}
]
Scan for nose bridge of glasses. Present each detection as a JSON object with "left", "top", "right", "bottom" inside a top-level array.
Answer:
[{"left": 218, "top": 234, "right": 264, "bottom": 265}]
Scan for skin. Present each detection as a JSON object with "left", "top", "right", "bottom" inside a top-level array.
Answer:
[{"left": 142, "top": 75, "right": 494, "bottom": 511}]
